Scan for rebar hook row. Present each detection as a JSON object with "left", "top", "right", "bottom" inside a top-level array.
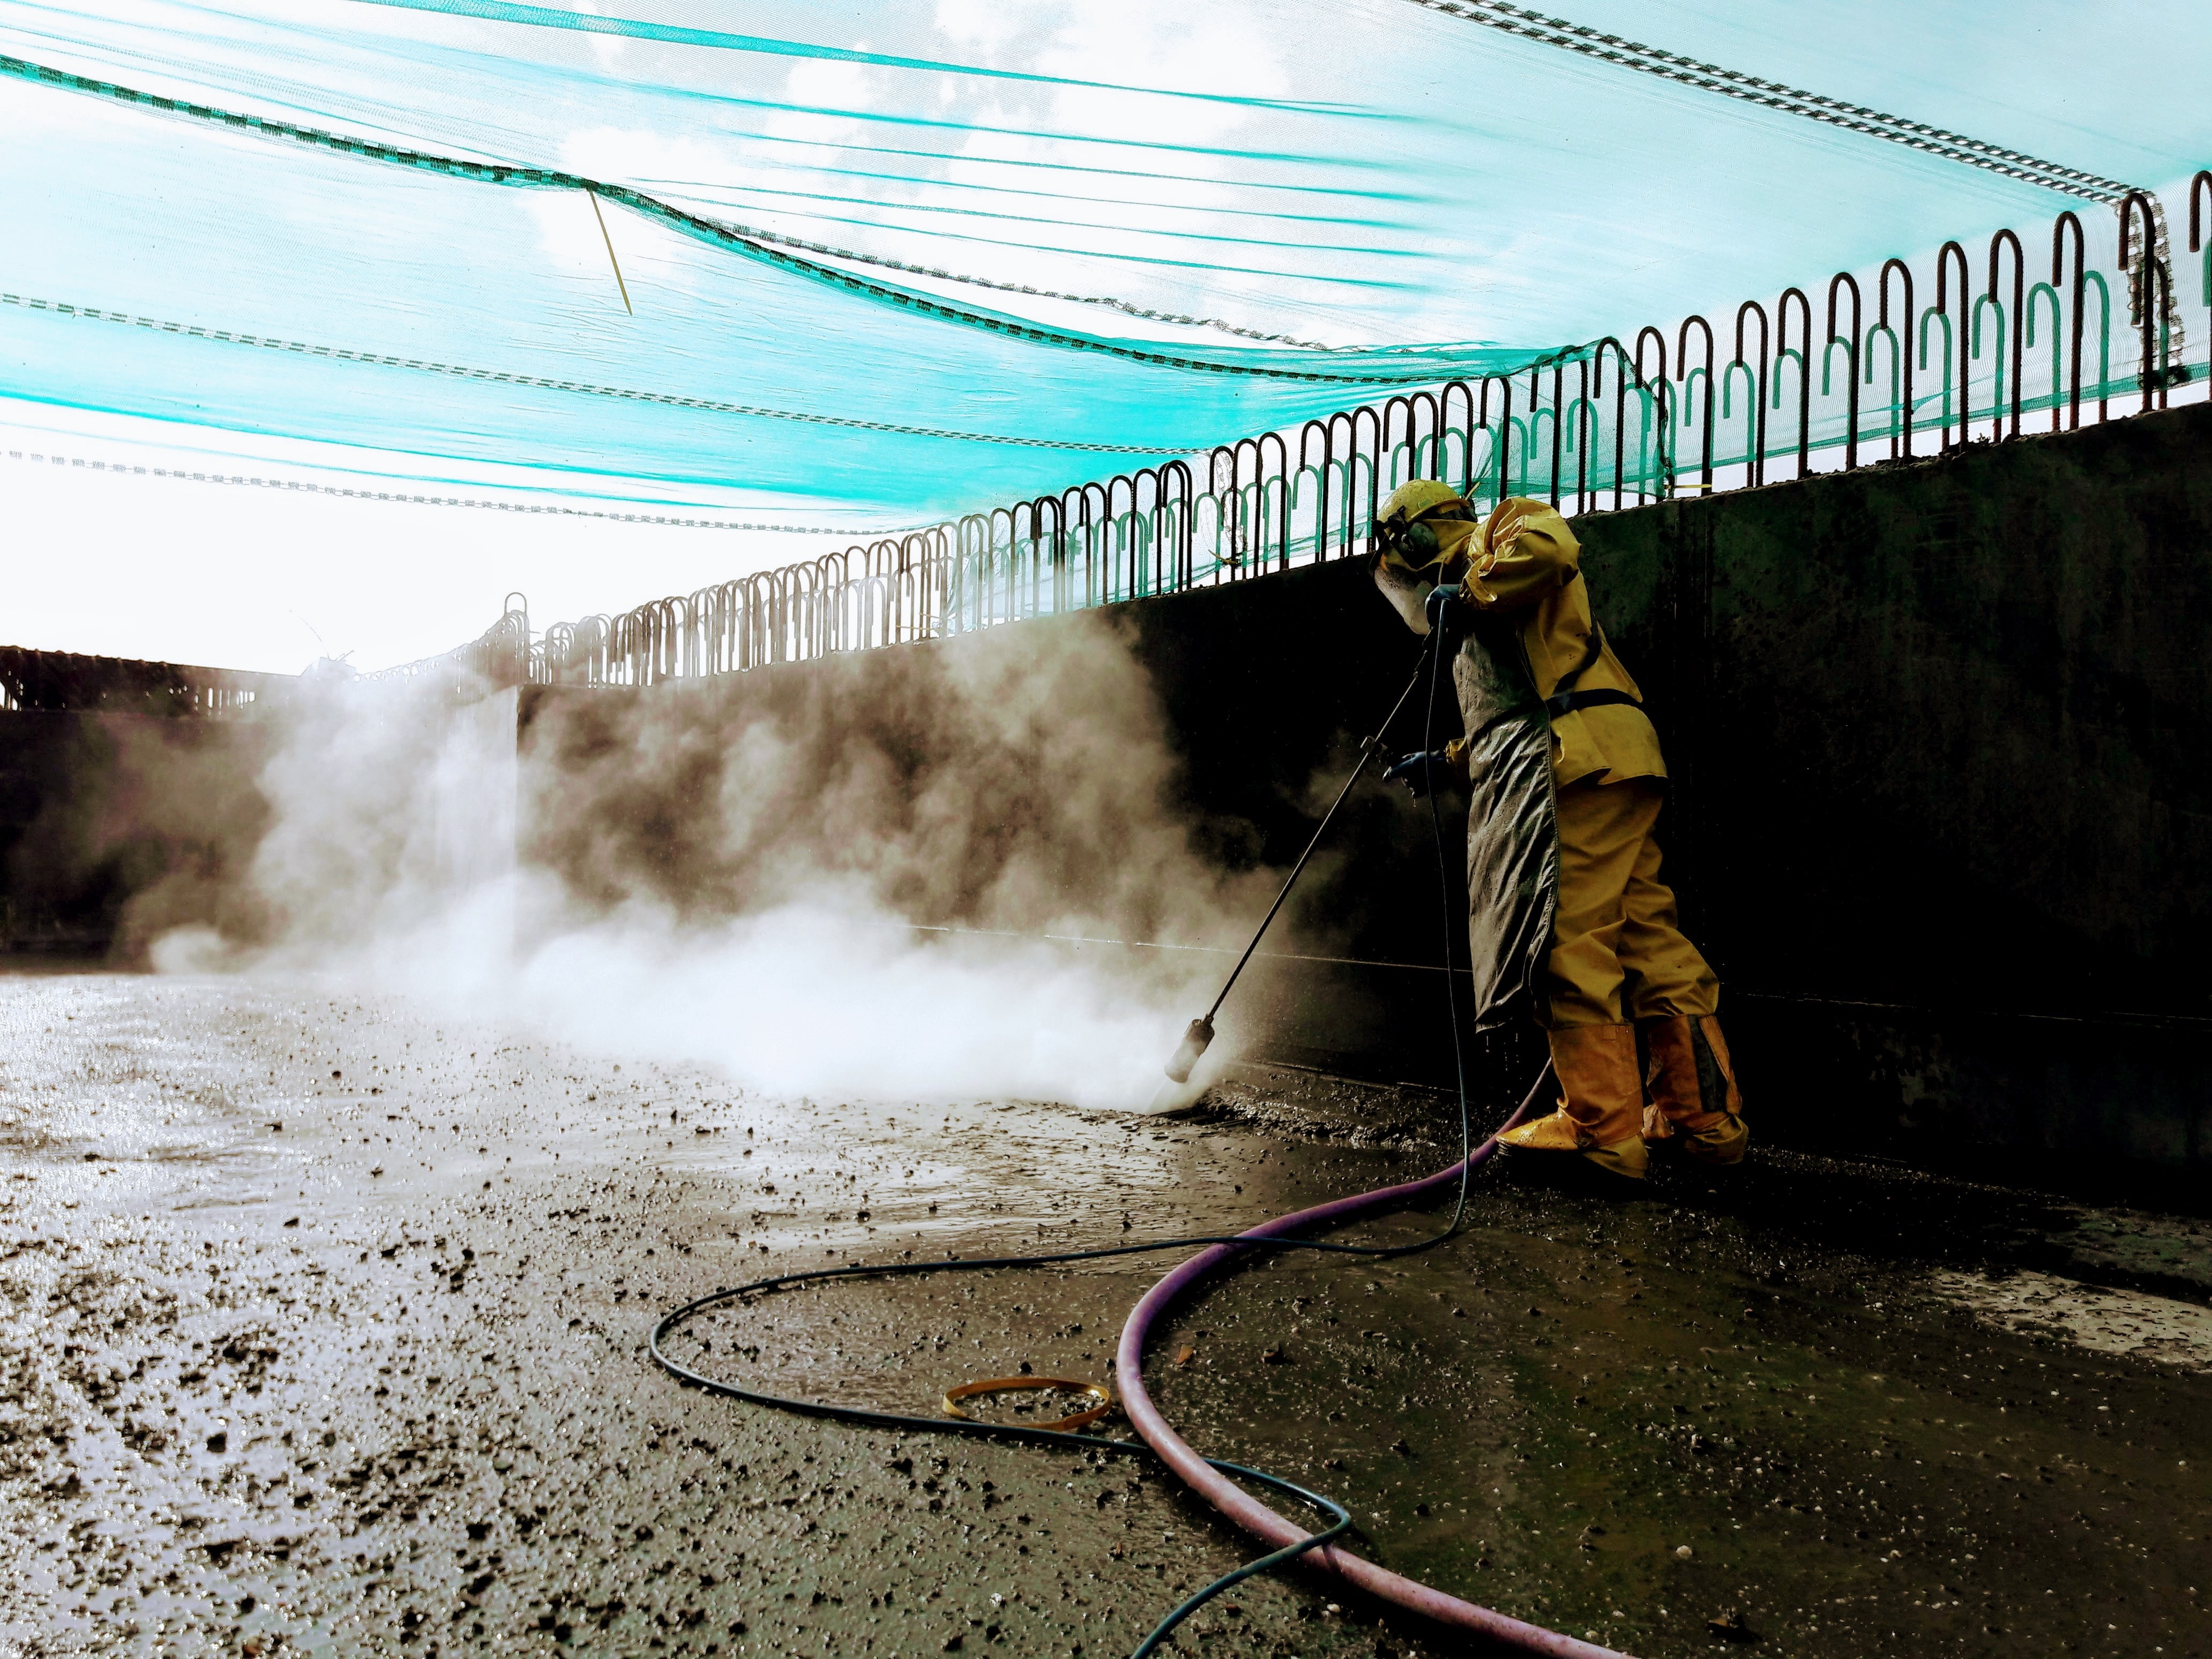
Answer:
[{"left": 509, "top": 180, "right": 2210, "bottom": 693}]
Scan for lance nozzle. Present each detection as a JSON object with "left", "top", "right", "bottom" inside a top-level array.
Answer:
[{"left": 1163, "top": 1017, "right": 1215, "bottom": 1085}]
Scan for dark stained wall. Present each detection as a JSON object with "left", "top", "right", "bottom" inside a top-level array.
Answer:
[
  {"left": 0, "top": 711, "right": 273, "bottom": 956},
  {"left": 1594, "top": 404, "right": 2212, "bottom": 1020},
  {"left": 1582, "top": 402, "right": 2212, "bottom": 1168},
  {"left": 9, "top": 404, "right": 2207, "bottom": 1164},
  {"left": 520, "top": 404, "right": 2212, "bottom": 1166}
]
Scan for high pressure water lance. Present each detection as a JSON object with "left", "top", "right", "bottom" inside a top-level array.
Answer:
[{"left": 1155, "top": 647, "right": 1437, "bottom": 1088}]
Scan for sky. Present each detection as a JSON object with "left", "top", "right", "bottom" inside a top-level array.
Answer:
[
  {"left": 5, "top": 0, "right": 2208, "bottom": 672},
  {"left": 5, "top": 442, "right": 838, "bottom": 675}
]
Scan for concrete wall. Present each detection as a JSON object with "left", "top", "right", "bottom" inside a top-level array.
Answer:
[
  {"left": 0, "top": 710, "right": 273, "bottom": 956},
  {"left": 1597, "top": 410, "right": 2212, "bottom": 1013},
  {"left": 9, "top": 405, "right": 2205, "bottom": 1165},
  {"left": 0, "top": 685, "right": 521, "bottom": 962},
  {"left": 1583, "top": 403, "right": 2212, "bottom": 1168},
  {"left": 527, "top": 403, "right": 2212, "bottom": 1168}
]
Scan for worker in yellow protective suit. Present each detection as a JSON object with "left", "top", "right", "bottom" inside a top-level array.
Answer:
[{"left": 1370, "top": 480, "right": 1746, "bottom": 1183}]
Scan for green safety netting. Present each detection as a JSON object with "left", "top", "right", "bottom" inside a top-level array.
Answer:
[{"left": 3, "top": 0, "right": 2208, "bottom": 535}]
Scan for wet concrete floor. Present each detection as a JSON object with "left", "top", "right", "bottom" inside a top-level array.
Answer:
[{"left": 1, "top": 968, "right": 2207, "bottom": 1658}]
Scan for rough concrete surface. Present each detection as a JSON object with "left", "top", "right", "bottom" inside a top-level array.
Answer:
[{"left": 3, "top": 969, "right": 2208, "bottom": 1658}]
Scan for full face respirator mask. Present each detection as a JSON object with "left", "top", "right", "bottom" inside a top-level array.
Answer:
[{"left": 1370, "top": 484, "right": 1474, "bottom": 636}]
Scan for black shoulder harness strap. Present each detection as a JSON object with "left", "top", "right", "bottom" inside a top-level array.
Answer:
[
  {"left": 1456, "top": 613, "right": 1645, "bottom": 748},
  {"left": 1545, "top": 685, "right": 1643, "bottom": 719},
  {"left": 1541, "top": 624, "right": 1642, "bottom": 721}
]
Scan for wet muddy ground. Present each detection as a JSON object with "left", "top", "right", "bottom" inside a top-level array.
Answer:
[{"left": 1, "top": 968, "right": 2207, "bottom": 1658}]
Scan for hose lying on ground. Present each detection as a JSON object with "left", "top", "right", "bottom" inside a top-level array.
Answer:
[
  {"left": 1107, "top": 571, "right": 1628, "bottom": 1658},
  {"left": 649, "top": 625, "right": 1633, "bottom": 1657},
  {"left": 645, "top": 1058, "right": 1630, "bottom": 1659},
  {"left": 1112, "top": 1109, "right": 1628, "bottom": 1658}
]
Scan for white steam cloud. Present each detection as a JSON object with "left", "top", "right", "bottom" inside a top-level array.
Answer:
[{"left": 154, "top": 614, "right": 1276, "bottom": 1110}]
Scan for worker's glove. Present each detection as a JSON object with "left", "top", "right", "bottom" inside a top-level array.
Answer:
[
  {"left": 1424, "top": 582, "right": 1472, "bottom": 641},
  {"left": 1384, "top": 750, "right": 1452, "bottom": 798}
]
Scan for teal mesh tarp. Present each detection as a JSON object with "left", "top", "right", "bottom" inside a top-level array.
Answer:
[{"left": 3, "top": 0, "right": 2208, "bottom": 530}]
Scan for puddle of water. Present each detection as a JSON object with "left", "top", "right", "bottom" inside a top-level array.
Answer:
[{"left": 1933, "top": 1267, "right": 2212, "bottom": 1372}]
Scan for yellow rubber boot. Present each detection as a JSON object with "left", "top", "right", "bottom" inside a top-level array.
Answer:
[
  {"left": 1640, "top": 1014, "right": 1748, "bottom": 1167},
  {"left": 1496, "top": 1023, "right": 1649, "bottom": 1180}
]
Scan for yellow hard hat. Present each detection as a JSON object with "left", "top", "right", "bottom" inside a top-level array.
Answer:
[
  {"left": 1372, "top": 479, "right": 1472, "bottom": 573},
  {"left": 1377, "top": 478, "right": 1466, "bottom": 527}
]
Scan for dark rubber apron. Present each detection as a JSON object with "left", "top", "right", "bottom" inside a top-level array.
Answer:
[{"left": 1452, "top": 604, "right": 1640, "bottom": 1033}]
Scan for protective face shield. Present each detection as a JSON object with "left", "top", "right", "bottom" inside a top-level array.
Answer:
[{"left": 1371, "top": 480, "right": 1474, "bottom": 634}]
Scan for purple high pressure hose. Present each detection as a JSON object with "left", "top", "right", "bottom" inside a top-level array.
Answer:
[{"left": 1112, "top": 1109, "right": 1636, "bottom": 1659}]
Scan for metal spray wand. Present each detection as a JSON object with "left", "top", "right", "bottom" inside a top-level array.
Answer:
[{"left": 1162, "top": 646, "right": 1438, "bottom": 1083}]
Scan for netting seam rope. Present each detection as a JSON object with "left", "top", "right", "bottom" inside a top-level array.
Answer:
[
  {"left": 0, "top": 292, "right": 1199, "bottom": 455},
  {"left": 1402, "top": 0, "right": 2136, "bottom": 204},
  {"left": 1406, "top": 0, "right": 2189, "bottom": 361},
  {"left": 0, "top": 54, "right": 1521, "bottom": 390},
  {"left": 0, "top": 446, "right": 884, "bottom": 532},
  {"left": 679, "top": 218, "right": 1349, "bottom": 353}
]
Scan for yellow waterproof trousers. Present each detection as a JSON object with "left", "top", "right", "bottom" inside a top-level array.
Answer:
[
  {"left": 1495, "top": 776, "right": 1746, "bottom": 1176},
  {"left": 1545, "top": 776, "right": 1715, "bottom": 1027}
]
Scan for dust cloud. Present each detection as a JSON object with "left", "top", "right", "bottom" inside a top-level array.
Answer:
[{"left": 152, "top": 615, "right": 1277, "bottom": 1110}]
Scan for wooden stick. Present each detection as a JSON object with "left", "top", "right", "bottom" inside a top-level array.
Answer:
[{"left": 586, "top": 189, "right": 632, "bottom": 316}]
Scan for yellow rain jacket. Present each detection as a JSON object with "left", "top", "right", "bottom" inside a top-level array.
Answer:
[
  {"left": 1442, "top": 498, "right": 1664, "bottom": 789},
  {"left": 1372, "top": 495, "right": 1672, "bottom": 1033}
]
